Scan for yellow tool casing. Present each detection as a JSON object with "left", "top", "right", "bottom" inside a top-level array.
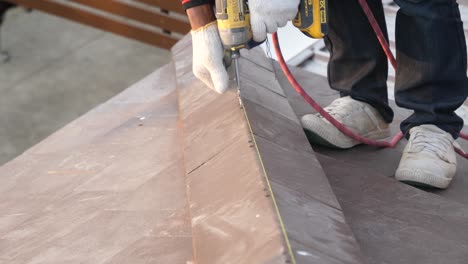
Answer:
[
  {"left": 293, "top": 0, "right": 329, "bottom": 39},
  {"left": 215, "top": 0, "right": 251, "bottom": 51}
]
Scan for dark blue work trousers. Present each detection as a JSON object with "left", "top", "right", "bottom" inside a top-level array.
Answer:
[{"left": 325, "top": 0, "right": 468, "bottom": 138}]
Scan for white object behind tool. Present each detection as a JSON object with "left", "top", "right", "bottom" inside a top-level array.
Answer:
[{"left": 261, "top": 22, "right": 319, "bottom": 63}]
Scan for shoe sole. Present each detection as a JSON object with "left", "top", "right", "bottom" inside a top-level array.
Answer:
[
  {"left": 303, "top": 117, "right": 390, "bottom": 149},
  {"left": 399, "top": 180, "right": 442, "bottom": 190},
  {"left": 395, "top": 169, "right": 451, "bottom": 189},
  {"left": 304, "top": 129, "right": 343, "bottom": 149}
]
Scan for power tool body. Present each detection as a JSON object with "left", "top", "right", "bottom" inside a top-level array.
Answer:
[
  {"left": 214, "top": 0, "right": 329, "bottom": 94},
  {"left": 215, "top": 0, "right": 251, "bottom": 98},
  {"left": 294, "top": 0, "right": 329, "bottom": 38}
]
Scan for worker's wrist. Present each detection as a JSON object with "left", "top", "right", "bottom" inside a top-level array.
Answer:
[{"left": 187, "top": 4, "right": 216, "bottom": 31}]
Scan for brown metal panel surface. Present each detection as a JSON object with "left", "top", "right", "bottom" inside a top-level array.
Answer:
[
  {"left": 241, "top": 77, "right": 299, "bottom": 124},
  {"left": 133, "top": 0, "right": 185, "bottom": 14},
  {"left": 239, "top": 57, "right": 285, "bottom": 96},
  {"left": 187, "top": 132, "right": 287, "bottom": 264},
  {"left": 237, "top": 52, "right": 364, "bottom": 263},
  {"left": 241, "top": 99, "right": 338, "bottom": 207},
  {"left": 318, "top": 154, "right": 468, "bottom": 264},
  {"left": 241, "top": 98, "right": 314, "bottom": 155},
  {"left": 252, "top": 135, "right": 364, "bottom": 264},
  {"left": 282, "top": 65, "right": 468, "bottom": 263},
  {"left": 5, "top": 0, "right": 178, "bottom": 49},
  {"left": 219, "top": 42, "right": 362, "bottom": 262},
  {"left": 172, "top": 34, "right": 365, "bottom": 263},
  {"left": 69, "top": 0, "right": 190, "bottom": 34},
  {"left": 102, "top": 237, "right": 194, "bottom": 264},
  {"left": 173, "top": 35, "right": 288, "bottom": 263},
  {"left": 241, "top": 47, "right": 276, "bottom": 71},
  {"left": 179, "top": 82, "right": 246, "bottom": 173},
  {"left": 0, "top": 64, "right": 194, "bottom": 262}
]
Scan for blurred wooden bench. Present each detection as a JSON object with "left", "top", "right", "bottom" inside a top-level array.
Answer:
[{"left": 3, "top": 0, "right": 190, "bottom": 49}]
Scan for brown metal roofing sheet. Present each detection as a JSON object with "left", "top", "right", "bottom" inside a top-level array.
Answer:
[
  {"left": 172, "top": 35, "right": 365, "bottom": 263},
  {"left": 240, "top": 46, "right": 365, "bottom": 263},
  {"left": 280, "top": 63, "right": 468, "bottom": 264},
  {"left": 319, "top": 153, "right": 468, "bottom": 264},
  {"left": 3, "top": 31, "right": 452, "bottom": 263},
  {"left": 0, "top": 63, "right": 193, "bottom": 263},
  {"left": 172, "top": 36, "right": 288, "bottom": 263}
]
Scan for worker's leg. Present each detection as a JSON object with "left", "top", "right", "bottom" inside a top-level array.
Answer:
[
  {"left": 393, "top": 0, "right": 467, "bottom": 189},
  {"left": 301, "top": 0, "right": 392, "bottom": 149},
  {"left": 324, "top": 0, "right": 394, "bottom": 122},
  {"left": 393, "top": 0, "right": 468, "bottom": 138}
]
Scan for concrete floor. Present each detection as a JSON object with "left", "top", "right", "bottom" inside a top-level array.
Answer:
[{"left": 0, "top": 8, "right": 172, "bottom": 165}]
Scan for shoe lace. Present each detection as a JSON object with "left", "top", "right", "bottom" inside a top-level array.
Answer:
[{"left": 410, "top": 130, "right": 454, "bottom": 162}]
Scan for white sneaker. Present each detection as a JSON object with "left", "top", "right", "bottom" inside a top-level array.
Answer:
[
  {"left": 395, "top": 125, "right": 457, "bottom": 189},
  {"left": 301, "top": 96, "right": 390, "bottom": 149}
]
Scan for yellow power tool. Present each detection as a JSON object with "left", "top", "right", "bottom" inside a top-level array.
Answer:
[
  {"left": 215, "top": 0, "right": 251, "bottom": 91},
  {"left": 215, "top": 0, "right": 329, "bottom": 94},
  {"left": 293, "top": 0, "right": 329, "bottom": 39}
]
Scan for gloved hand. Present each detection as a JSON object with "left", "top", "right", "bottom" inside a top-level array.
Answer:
[
  {"left": 249, "top": 0, "right": 300, "bottom": 42},
  {"left": 191, "top": 21, "right": 229, "bottom": 94}
]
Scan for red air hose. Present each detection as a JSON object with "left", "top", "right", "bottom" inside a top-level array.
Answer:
[
  {"left": 270, "top": 0, "right": 468, "bottom": 158},
  {"left": 272, "top": 33, "right": 404, "bottom": 148}
]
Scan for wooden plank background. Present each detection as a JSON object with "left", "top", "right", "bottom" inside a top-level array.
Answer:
[{"left": 4, "top": 0, "right": 190, "bottom": 49}]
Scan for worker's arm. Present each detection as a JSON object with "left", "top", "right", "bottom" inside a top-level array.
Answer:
[
  {"left": 182, "top": 0, "right": 214, "bottom": 12},
  {"left": 186, "top": 3, "right": 216, "bottom": 30},
  {"left": 183, "top": 2, "right": 229, "bottom": 94}
]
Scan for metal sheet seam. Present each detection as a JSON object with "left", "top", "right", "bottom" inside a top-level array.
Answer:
[{"left": 240, "top": 104, "right": 297, "bottom": 264}]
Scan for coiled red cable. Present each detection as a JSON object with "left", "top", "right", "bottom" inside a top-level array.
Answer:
[{"left": 271, "top": 0, "right": 468, "bottom": 158}]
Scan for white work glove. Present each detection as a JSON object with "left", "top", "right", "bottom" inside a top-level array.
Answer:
[
  {"left": 191, "top": 22, "right": 229, "bottom": 94},
  {"left": 249, "top": 0, "right": 300, "bottom": 42}
]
